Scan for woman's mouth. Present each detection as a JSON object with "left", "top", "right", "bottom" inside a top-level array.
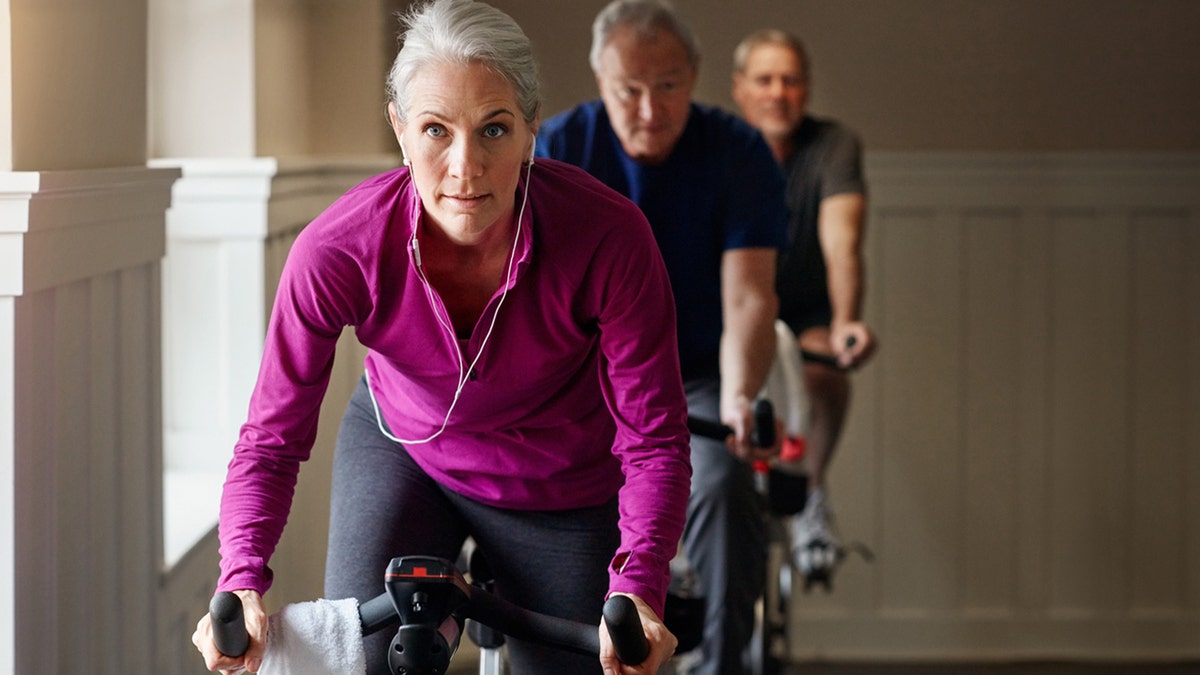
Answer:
[{"left": 445, "top": 192, "right": 489, "bottom": 205}]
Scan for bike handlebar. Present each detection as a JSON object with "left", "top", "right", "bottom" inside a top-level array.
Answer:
[
  {"left": 603, "top": 595, "right": 651, "bottom": 665},
  {"left": 460, "top": 587, "right": 647, "bottom": 661},
  {"left": 209, "top": 591, "right": 249, "bottom": 658},
  {"left": 798, "top": 334, "right": 857, "bottom": 371},
  {"left": 686, "top": 398, "right": 776, "bottom": 448},
  {"left": 208, "top": 563, "right": 650, "bottom": 670}
]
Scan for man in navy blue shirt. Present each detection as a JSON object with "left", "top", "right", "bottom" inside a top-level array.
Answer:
[{"left": 538, "top": 2, "right": 787, "bottom": 672}]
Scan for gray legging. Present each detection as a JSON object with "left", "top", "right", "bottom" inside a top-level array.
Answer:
[
  {"left": 325, "top": 377, "right": 620, "bottom": 675},
  {"left": 681, "top": 377, "right": 766, "bottom": 675}
]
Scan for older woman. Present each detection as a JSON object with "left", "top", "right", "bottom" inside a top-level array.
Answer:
[{"left": 190, "top": 1, "right": 689, "bottom": 673}]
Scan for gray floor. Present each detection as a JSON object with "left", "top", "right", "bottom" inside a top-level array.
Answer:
[
  {"left": 447, "top": 641, "right": 1200, "bottom": 675},
  {"left": 781, "top": 664, "right": 1200, "bottom": 674},
  {"left": 447, "top": 623, "right": 1200, "bottom": 674}
]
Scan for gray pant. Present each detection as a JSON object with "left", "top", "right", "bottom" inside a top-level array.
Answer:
[
  {"left": 325, "top": 377, "right": 620, "bottom": 675},
  {"left": 681, "top": 378, "right": 766, "bottom": 675}
]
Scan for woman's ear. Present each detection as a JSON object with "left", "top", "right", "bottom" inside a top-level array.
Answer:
[
  {"left": 387, "top": 102, "right": 404, "bottom": 140},
  {"left": 387, "top": 102, "right": 410, "bottom": 165}
]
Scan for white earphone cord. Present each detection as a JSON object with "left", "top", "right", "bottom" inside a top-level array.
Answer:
[{"left": 366, "top": 157, "right": 534, "bottom": 445}]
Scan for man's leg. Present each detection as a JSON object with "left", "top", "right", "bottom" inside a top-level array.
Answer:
[
  {"left": 791, "top": 327, "right": 851, "bottom": 580},
  {"left": 797, "top": 325, "right": 851, "bottom": 491},
  {"left": 681, "top": 378, "right": 765, "bottom": 675}
]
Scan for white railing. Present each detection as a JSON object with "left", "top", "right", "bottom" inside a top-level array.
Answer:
[{"left": 1, "top": 166, "right": 178, "bottom": 674}]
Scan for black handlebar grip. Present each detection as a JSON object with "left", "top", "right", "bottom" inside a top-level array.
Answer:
[
  {"left": 209, "top": 591, "right": 250, "bottom": 658},
  {"left": 687, "top": 416, "right": 733, "bottom": 442},
  {"left": 751, "top": 398, "right": 776, "bottom": 448},
  {"left": 603, "top": 595, "right": 650, "bottom": 666}
]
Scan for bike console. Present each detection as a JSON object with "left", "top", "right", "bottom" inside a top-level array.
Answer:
[{"left": 384, "top": 556, "right": 471, "bottom": 675}]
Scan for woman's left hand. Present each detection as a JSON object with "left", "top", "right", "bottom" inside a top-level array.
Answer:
[{"left": 598, "top": 592, "right": 678, "bottom": 675}]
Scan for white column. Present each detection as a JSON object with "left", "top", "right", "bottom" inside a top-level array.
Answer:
[
  {"left": 149, "top": 157, "right": 278, "bottom": 566},
  {"left": 147, "top": 0, "right": 255, "bottom": 158},
  {"left": 0, "top": 170, "right": 37, "bottom": 675}
]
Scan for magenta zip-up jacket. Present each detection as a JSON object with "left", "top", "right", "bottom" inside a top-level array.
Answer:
[{"left": 216, "top": 159, "right": 691, "bottom": 616}]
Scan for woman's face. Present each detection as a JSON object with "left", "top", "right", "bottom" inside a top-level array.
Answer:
[{"left": 390, "top": 61, "right": 536, "bottom": 246}]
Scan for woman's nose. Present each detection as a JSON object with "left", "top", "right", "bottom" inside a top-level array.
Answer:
[{"left": 447, "top": 138, "right": 483, "bottom": 177}]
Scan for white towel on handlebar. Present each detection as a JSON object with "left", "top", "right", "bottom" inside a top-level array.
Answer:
[{"left": 259, "top": 597, "right": 366, "bottom": 675}]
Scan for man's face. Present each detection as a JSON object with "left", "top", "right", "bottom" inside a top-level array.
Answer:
[
  {"left": 594, "top": 24, "right": 697, "bottom": 165},
  {"left": 732, "top": 43, "right": 808, "bottom": 143}
]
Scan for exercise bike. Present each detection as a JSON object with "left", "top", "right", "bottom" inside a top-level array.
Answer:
[
  {"left": 684, "top": 397, "right": 805, "bottom": 675},
  {"left": 680, "top": 321, "right": 873, "bottom": 675}
]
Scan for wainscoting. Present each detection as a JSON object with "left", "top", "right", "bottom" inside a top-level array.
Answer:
[
  {"left": 2, "top": 167, "right": 178, "bottom": 674},
  {"left": 789, "top": 154, "right": 1200, "bottom": 660}
]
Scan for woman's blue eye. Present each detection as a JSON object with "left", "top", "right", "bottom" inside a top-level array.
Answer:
[
  {"left": 424, "top": 125, "right": 445, "bottom": 138},
  {"left": 483, "top": 125, "right": 506, "bottom": 138}
]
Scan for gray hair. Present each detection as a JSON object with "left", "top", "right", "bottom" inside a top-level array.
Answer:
[
  {"left": 732, "top": 29, "right": 809, "bottom": 83},
  {"left": 589, "top": 0, "right": 700, "bottom": 72},
  {"left": 387, "top": 0, "right": 540, "bottom": 124}
]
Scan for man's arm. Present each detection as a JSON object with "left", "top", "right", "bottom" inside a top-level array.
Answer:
[
  {"left": 817, "top": 192, "right": 875, "bottom": 367},
  {"left": 719, "top": 246, "right": 779, "bottom": 459}
]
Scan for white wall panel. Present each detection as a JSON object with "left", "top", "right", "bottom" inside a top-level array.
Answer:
[
  {"left": 4, "top": 167, "right": 174, "bottom": 673},
  {"left": 789, "top": 154, "right": 1200, "bottom": 660}
]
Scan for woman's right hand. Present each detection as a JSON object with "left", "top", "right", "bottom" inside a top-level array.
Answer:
[{"left": 193, "top": 589, "right": 268, "bottom": 674}]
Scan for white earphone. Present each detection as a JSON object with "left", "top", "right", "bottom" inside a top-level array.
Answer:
[{"left": 369, "top": 132, "right": 536, "bottom": 446}]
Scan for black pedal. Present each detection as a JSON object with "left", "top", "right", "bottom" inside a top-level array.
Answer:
[{"left": 765, "top": 469, "right": 809, "bottom": 516}]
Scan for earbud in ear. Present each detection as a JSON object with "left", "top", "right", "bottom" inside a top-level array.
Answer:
[
  {"left": 528, "top": 138, "right": 537, "bottom": 166},
  {"left": 400, "top": 141, "right": 411, "bottom": 167}
]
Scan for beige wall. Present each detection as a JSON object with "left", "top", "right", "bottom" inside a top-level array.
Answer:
[
  {"left": 482, "top": 0, "right": 1200, "bottom": 152},
  {"left": 256, "top": 0, "right": 395, "bottom": 158},
  {"left": 9, "top": 0, "right": 1198, "bottom": 169},
  {"left": 19, "top": 0, "right": 1196, "bottom": 168},
  {"left": 11, "top": 0, "right": 148, "bottom": 170},
  {"left": 0, "top": 0, "right": 12, "bottom": 171}
]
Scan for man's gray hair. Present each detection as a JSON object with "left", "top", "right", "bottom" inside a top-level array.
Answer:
[
  {"left": 732, "top": 28, "right": 809, "bottom": 83},
  {"left": 387, "top": 0, "right": 540, "bottom": 124},
  {"left": 589, "top": 0, "right": 700, "bottom": 72}
]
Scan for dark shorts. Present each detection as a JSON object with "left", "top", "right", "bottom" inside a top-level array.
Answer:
[{"left": 779, "top": 290, "right": 832, "bottom": 336}]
